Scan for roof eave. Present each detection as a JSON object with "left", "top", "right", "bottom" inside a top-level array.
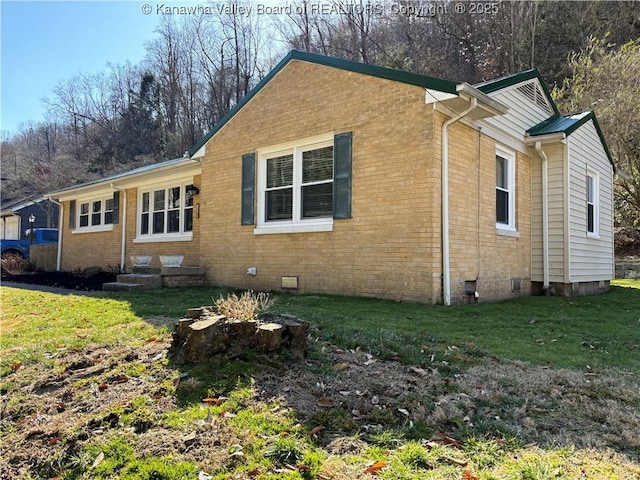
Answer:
[
  {"left": 49, "top": 157, "right": 201, "bottom": 200},
  {"left": 457, "top": 82, "right": 509, "bottom": 117},
  {"left": 524, "top": 132, "right": 567, "bottom": 144}
]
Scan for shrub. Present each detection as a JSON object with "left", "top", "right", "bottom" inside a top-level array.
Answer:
[
  {"left": 1, "top": 253, "right": 28, "bottom": 275},
  {"left": 214, "top": 290, "right": 276, "bottom": 321}
]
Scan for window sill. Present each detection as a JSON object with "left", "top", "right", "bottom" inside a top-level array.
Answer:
[
  {"left": 72, "top": 225, "right": 114, "bottom": 234},
  {"left": 496, "top": 227, "right": 520, "bottom": 238},
  {"left": 587, "top": 232, "right": 600, "bottom": 240},
  {"left": 254, "top": 221, "right": 333, "bottom": 235},
  {"left": 133, "top": 234, "right": 193, "bottom": 243}
]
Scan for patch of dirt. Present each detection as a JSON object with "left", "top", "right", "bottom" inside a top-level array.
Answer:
[
  {"left": 0, "top": 270, "right": 116, "bottom": 291},
  {"left": 1, "top": 337, "right": 639, "bottom": 478}
]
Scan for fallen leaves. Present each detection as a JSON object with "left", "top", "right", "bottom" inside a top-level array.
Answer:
[
  {"left": 316, "top": 398, "right": 336, "bottom": 408},
  {"left": 462, "top": 470, "right": 479, "bottom": 480},
  {"left": 363, "top": 460, "right": 387, "bottom": 475},
  {"left": 308, "top": 425, "right": 326, "bottom": 437},
  {"left": 427, "top": 432, "right": 463, "bottom": 449}
]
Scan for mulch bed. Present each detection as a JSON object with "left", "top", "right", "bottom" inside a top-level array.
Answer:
[{"left": 1, "top": 270, "right": 116, "bottom": 291}]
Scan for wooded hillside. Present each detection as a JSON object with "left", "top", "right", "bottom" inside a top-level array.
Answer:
[{"left": 2, "top": 0, "right": 639, "bottom": 224}]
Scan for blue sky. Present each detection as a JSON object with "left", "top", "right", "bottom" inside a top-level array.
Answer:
[{"left": 1, "top": 1, "right": 160, "bottom": 134}]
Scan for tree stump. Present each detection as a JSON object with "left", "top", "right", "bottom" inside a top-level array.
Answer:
[
  {"left": 181, "top": 315, "right": 227, "bottom": 362},
  {"left": 255, "top": 323, "right": 284, "bottom": 352},
  {"left": 172, "top": 307, "right": 310, "bottom": 363},
  {"left": 173, "top": 318, "right": 196, "bottom": 347},
  {"left": 277, "top": 314, "right": 310, "bottom": 360}
]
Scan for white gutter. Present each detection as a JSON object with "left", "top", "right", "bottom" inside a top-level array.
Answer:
[
  {"left": 110, "top": 183, "right": 127, "bottom": 271},
  {"left": 534, "top": 142, "right": 550, "bottom": 294},
  {"left": 48, "top": 197, "right": 63, "bottom": 271},
  {"left": 441, "top": 97, "right": 478, "bottom": 306}
]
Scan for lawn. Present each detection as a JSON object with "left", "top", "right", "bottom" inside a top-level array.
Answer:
[{"left": 1, "top": 280, "right": 639, "bottom": 479}]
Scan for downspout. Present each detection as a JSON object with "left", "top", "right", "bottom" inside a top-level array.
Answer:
[
  {"left": 442, "top": 97, "right": 478, "bottom": 305},
  {"left": 534, "top": 142, "right": 550, "bottom": 295},
  {"left": 111, "top": 183, "right": 127, "bottom": 271},
  {"left": 48, "top": 197, "right": 63, "bottom": 271}
]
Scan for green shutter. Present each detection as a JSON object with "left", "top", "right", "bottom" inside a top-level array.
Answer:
[
  {"left": 112, "top": 191, "right": 120, "bottom": 224},
  {"left": 241, "top": 153, "right": 255, "bottom": 225},
  {"left": 333, "top": 132, "right": 352, "bottom": 219},
  {"left": 69, "top": 200, "right": 76, "bottom": 229}
]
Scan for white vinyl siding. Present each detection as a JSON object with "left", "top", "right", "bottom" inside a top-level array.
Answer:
[
  {"left": 531, "top": 144, "right": 566, "bottom": 282},
  {"left": 482, "top": 81, "right": 554, "bottom": 141},
  {"left": 567, "top": 122, "right": 614, "bottom": 281}
]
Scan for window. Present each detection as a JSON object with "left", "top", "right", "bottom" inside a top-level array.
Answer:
[
  {"left": 587, "top": 171, "right": 599, "bottom": 236},
  {"left": 257, "top": 135, "right": 335, "bottom": 233},
  {"left": 496, "top": 147, "right": 516, "bottom": 232},
  {"left": 137, "top": 182, "right": 194, "bottom": 241},
  {"left": 76, "top": 195, "right": 115, "bottom": 231}
]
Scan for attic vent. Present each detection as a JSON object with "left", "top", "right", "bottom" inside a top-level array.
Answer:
[{"left": 516, "top": 81, "right": 553, "bottom": 115}]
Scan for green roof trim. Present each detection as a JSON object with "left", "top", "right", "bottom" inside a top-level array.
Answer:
[
  {"left": 527, "top": 112, "right": 615, "bottom": 170},
  {"left": 475, "top": 69, "right": 561, "bottom": 117},
  {"left": 526, "top": 112, "right": 590, "bottom": 136},
  {"left": 188, "top": 50, "right": 459, "bottom": 157}
]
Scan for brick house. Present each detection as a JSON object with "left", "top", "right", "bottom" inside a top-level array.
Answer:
[{"left": 49, "top": 51, "right": 615, "bottom": 304}]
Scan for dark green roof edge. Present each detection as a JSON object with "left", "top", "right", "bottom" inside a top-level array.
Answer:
[
  {"left": 527, "top": 111, "right": 615, "bottom": 171},
  {"left": 526, "top": 112, "right": 587, "bottom": 136},
  {"left": 188, "top": 50, "right": 459, "bottom": 157},
  {"left": 475, "top": 69, "right": 561, "bottom": 117}
]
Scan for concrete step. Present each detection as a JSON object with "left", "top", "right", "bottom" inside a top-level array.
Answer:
[
  {"left": 131, "top": 266, "right": 162, "bottom": 275},
  {"left": 116, "top": 273, "right": 162, "bottom": 288},
  {"left": 103, "top": 282, "right": 145, "bottom": 292}
]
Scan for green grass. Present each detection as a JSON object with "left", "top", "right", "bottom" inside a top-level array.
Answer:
[
  {"left": 273, "top": 283, "right": 640, "bottom": 372},
  {"left": 109, "top": 280, "right": 640, "bottom": 372},
  {"left": 2, "top": 280, "right": 640, "bottom": 479},
  {"left": 0, "top": 289, "right": 169, "bottom": 376}
]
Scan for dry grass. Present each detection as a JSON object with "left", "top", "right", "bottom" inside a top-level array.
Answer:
[
  {"left": 213, "top": 290, "right": 276, "bottom": 321},
  {"left": 0, "top": 253, "right": 29, "bottom": 275}
]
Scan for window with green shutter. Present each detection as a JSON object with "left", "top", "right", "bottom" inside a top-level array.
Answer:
[{"left": 254, "top": 132, "right": 352, "bottom": 234}]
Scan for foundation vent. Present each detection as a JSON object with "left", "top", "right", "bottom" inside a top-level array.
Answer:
[{"left": 511, "top": 278, "right": 521, "bottom": 293}]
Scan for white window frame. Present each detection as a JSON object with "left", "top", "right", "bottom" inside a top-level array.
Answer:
[
  {"left": 255, "top": 133, "right": 335, "bottom": 235},
  {"left": 495, "top": 145, "right": 518, "bottom": 235},
  {"left": 587, "top": 169, "right": 599, "bottom": 238},
  {"left": 134, "top": 179, "right": 194, "bottom": 243},
  {"left": 73, "top": 195, "right": 114, "bottom": 234}
]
